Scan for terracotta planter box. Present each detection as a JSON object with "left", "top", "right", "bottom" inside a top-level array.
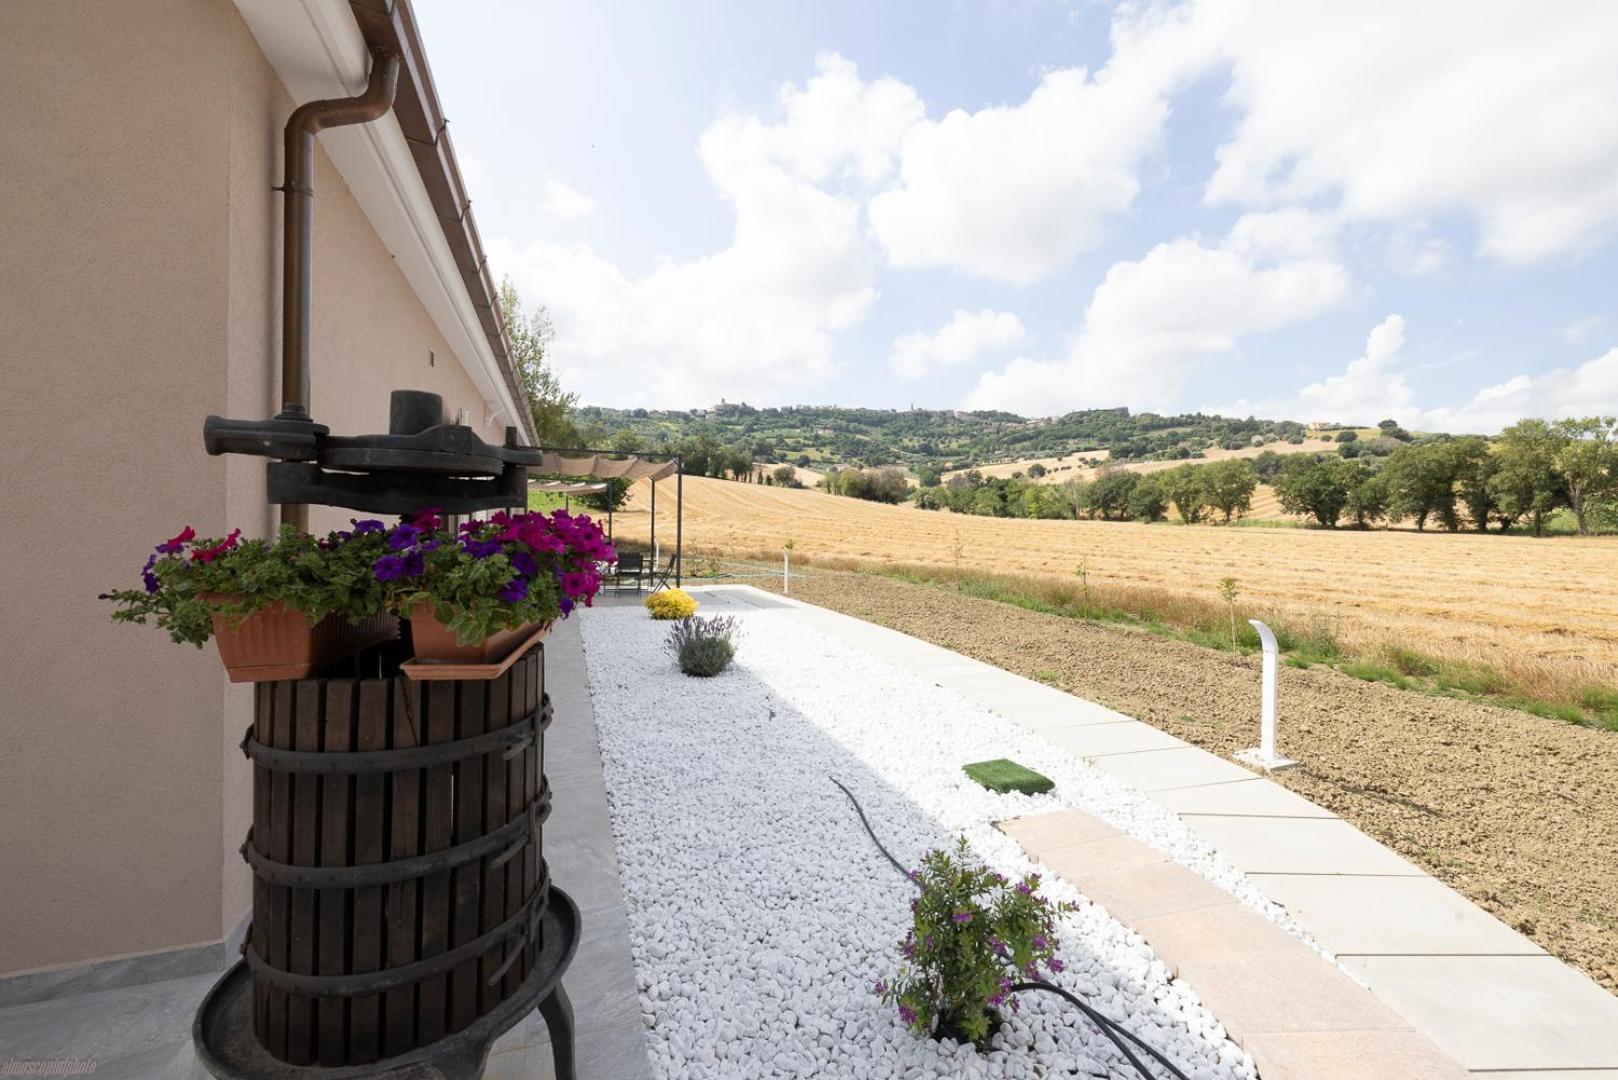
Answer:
[
  {"left": 408, "top": 601, "right": 553, "bottom": 665},
  {"left": 209, "top": 599, "right": 398, "bottom": 683}
]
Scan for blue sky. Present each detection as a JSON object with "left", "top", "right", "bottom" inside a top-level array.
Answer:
[{"left": 415, "top": 1, "right": 1618, "bottom": 431}]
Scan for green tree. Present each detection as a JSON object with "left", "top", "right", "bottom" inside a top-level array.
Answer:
[
  {"left": 498, "top": 278, "right": 577, "bottom": 446},
  {"left": 1451, "top": 436, "right": 1498, "bottom": 531},
  {"left": 1343, "top": 462, "right": 1389, "bottom": 528},
  {"left": 1202, "top": 459, "right": 1259, "bottom": 523},
  {"left": 1083, "top": 469, "right": 1140, "bottom": 520},
  {"left": 1273, "top": 455, "right": 1354, "bottom": 527},
  {"left": 1384, "top": 442, "right": 1459, "bottom": 530},
  {"left": 1127, "top": 476, "right": 1168, "bottom": 522},
  {"left": 1553, "top": 417, "right": 1618, "bottom": 535},
  {"left": 1489, "top": 418, "right": 1564, "bottom": 535},
  {"left": 1163, "top": 464, "right": 1209, "bottom": 524}
]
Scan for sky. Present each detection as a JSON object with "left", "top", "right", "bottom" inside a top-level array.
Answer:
[{"left": 413, "top": 1, "right": 1618, "bottom": 432}]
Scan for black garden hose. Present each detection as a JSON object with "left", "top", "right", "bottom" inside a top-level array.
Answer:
[{"left": 831, "top": 777, "right": 1192, "bottom": 1080}]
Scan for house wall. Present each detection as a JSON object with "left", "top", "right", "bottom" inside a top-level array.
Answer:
[{"left": 0, "top": 0, "right": 510, "bottom": 979}]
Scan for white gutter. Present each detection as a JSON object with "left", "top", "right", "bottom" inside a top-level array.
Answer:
[{"left": 232, "top": 0, "right": 528, "bottom": 441}]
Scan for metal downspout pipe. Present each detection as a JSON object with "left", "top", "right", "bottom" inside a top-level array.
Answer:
[{"left": 277, "top": 45, "right": 401, "bottom": 530}]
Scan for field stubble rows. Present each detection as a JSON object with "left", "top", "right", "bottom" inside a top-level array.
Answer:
[{"left": 619, "top": 477, "right": 1618, "bottom": 694}]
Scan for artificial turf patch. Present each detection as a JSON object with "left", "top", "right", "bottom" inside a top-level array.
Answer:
[{"left": 963, "top": 758, "right": 1054, "bottom": 795}]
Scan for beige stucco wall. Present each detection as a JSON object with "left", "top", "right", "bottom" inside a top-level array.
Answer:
[{"left": 0, "top": 0, "right": 510, "bottom": 977}]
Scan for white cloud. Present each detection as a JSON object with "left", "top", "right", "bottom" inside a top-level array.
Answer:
[
  {"left": 1422, "top": 348, "right": 1618, "bottom": 434},
  {"left": 1195, "top": 1, "right": 1618, "bottom": 263},
  {"left": 966, "top": 234, "right": 1351, "bottom": 415},
  {"left": 1222, "top": 209, "right": 1340, "bottom": 262},
  {"left": 490, "top": 55, "right": 913, "bottom": 406},
  {"left": 532, "top": 177, "right": 597, "bottom": 224},
  {"left": 1560, "top": 315, "right": 1605, "bottom": 345},
  {"left": 889, "top": 309, "right": 1029, "bottom": 379},
  {"left": 1293, "top": 315, "right": 1416, "bottom": 425},
  {"left": 869, "top": 4, "right": 1218, "bottom": 283}
]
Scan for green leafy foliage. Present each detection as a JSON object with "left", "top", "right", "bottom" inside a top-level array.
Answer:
[
  {"left": 102, "top": 525, "right": 386, "bottom": 647},
  {"left": 878, "top": 838, "right": 1075, "bottom": 1048}
]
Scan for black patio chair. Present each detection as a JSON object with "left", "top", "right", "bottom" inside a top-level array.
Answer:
[
  {"left": 649, "top": 554, "right": 679, "bottom": 592},
  {"left": 613, "top": 552, "right": 645, "bottom": 593}
]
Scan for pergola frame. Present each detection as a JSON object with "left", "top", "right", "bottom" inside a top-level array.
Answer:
[{"left": 530, "top": 448, "right": 683, "bottom": 588}]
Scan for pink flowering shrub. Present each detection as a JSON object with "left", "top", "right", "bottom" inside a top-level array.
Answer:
[
  {"left": 103, "top": 508, "right": 614, "bottom": 649},
  {"left": 877, "top": 837, "right": 1075, "bottom": 1048},
  {"left": 374, "top": 508, "right": 614, "bottom": 644}
]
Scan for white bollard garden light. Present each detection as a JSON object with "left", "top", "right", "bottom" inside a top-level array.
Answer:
[
  {"left": 1235, "top": 618, "right": 1298, "bottom": 772},
  {"left": 783, "top": 548, "right": 791, "bottom": 595}
]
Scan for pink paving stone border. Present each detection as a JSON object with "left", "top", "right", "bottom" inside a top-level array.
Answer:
[{"left": 1000, "top": 809, "right": 1470, "bottom": 1080}]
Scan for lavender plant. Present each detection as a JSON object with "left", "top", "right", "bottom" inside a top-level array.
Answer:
[
  {"left": 666, "top": 615, "right": 739, "bottom": 676},
  {"left": 877, "top": 837, "right": 1075, "bottom": 1048}
]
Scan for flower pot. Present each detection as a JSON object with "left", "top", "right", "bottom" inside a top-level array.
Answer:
[
  {"left": 208, "top": 599, "right": 398, "bottom": 683},
  {"left": 407, "top": 601, "right": 553, "bottom": 665}
]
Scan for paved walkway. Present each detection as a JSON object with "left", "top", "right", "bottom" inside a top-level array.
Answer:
[
  {"left": 702, "top": 584, "right": 1618, "bottom": 1079},
  {"left": 0, "top": 616, "right": 652, "bottom": 1080}
]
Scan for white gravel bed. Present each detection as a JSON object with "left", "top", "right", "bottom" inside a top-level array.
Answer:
[{"left": 580, "top": 593, "right": 1291, "bottom": 1079}]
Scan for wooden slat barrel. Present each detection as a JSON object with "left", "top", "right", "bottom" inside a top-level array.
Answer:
[{"left": 238, "top": 646, "right": 551, "bottom": 1067}]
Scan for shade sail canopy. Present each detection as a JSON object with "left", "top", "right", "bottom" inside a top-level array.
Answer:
[
  {"left": 531, "top": 453, "right": 678, "bottom": 482},
  {"left": 527, "top": 480, "right": 609, "bottom": 494}
]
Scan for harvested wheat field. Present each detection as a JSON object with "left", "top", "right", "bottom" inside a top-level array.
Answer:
[{"left": 617, "top": 476, "right": 1618, "bottom": 693}]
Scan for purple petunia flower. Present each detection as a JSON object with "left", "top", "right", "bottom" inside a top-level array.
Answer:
[
  {"left": 1047, "top": 957, "right": 1065, "bottom": 973},
  {"left": 1032, "top": 935, "right": 1047, "bottom": 951},
  {"left": 350, "top": 519, "right": 385, "bottom": 534},
  {"left": 141, "top": 553, "right": 161, "bottom": 594},
  {"left": 511, "top": 551, "right": 538, "bottom": 577},
  {"left": 373, "top": 555, "right": 408, "bottom": 582},
  {"left": 387, "top": 524, "right": 422, "bottom": 551},
  {"left": 497, "top": 576, "right": 528, "bottom": 603},
  {"left": 461, "top": 537, "right": 503, "bottom": 558}
]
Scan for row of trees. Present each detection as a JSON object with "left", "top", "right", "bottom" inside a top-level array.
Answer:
[
  {"left": 909, "top": 418, "right": 1618, "bottom": 534},
  {"left": 1271, "top": 418, "right": 1618, "bottom": 533},
  {"left": 912, "top": 459, "right": 1263, "bottom": 524},
  {"left": 818, "top": 466, "right": 910, "bottom": 504}
]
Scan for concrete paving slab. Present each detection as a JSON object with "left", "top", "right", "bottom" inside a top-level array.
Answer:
[
  {"left": 1185, "top": 954, "right": 1413, "bottom": 1037},
  {"left": 1064, "top": 860, "right": 1240, "bottom": 923},
  {"left": 1477, "top": 1073, "right": 1618, "bottom": 1080},
  {"left": 1039, "top": 834, "right": 1168, "bottom": 879},
  {"left": 1039, "top": 721, "right": 1189, "bottom": 758},
  {"left": 1338, "top": 954, "right": 1618, "bottom": 1071},
  {"left": 997, "top": 809, "right": 1120, "bottom": 858},
  {"left": 1134, "top": 902, "right": 1313, "bottom": 972},
  {"left": 1082, "top": 746, "right": 1257, "bottom": 791},
  {"left": 1152, "top": 777, "right": 1337, "bottom": 819},
  {"left": 1256, "top": 874, "right": 1544, "bottom": 956},
  {"left": 1246, "top": 1030, "right": 1471, "bottom": 1080},
  {"left": 1183, "top": 815, "right": 1424, "bottom": 877}
]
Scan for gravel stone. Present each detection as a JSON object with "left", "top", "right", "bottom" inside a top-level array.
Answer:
[{"left": 582, "top": 595, "right": 1267, "bottom": 1078}]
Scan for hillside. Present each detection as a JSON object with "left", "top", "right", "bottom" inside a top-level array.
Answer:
[{"left": 575, "top": 403, "right": 1332, "bottom": 472}]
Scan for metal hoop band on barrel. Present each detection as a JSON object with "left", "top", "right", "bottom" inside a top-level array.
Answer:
[
  {"left": 240, "top": 781, "right": 552, "bottom": 888},
  {"left": 242, "top": 867, "right": 551, "bottom": 997},
  {"left": 238, "top": 697, "right": 553, "bottom": 774}
]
